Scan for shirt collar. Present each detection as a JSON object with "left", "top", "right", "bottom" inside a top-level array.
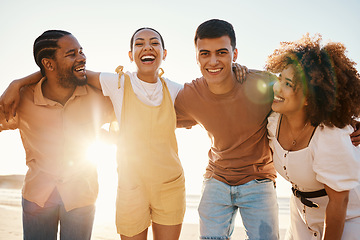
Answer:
[{"left": 34, "top": 77, "right": 88, "bottom": 106}]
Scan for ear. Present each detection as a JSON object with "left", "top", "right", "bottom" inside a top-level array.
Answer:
[
  {"left": 128, "top": 51, "right": 133, "bottom": 62},
  {"left": 162, "top": 49, "right": 167, "bottom": 60},
  {"left": 41, "top": 58, "right": 54, "bottom": 71},
  {"left": 232, "top": 48, "right": 238, "bottom": 62},
  {"left": 195, "top": 47, "right": 200, "bottom": 65}
]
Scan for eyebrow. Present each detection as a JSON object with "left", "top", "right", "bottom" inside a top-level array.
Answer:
[
  {"left": 135, "top": 37, "right": 160, "bottom": 41},
  {"left": 65, "top": 47, "right": 82, "bottom": 55},
  {"left": 199, "top": 49, "right": 210, "bottom": 53},
  {"left": 285, "top": 77, "right": 294, "bottom": 82},
  {"left": 198, "top": 48, "right": 230, "bottom": 53},
  {"left": 216, "top": 48, "right": 230, "bottom": 52}
]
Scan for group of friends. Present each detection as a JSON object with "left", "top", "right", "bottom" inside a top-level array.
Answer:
[{"left": 0, "top": 19, "right": 360, "bottom": 240}]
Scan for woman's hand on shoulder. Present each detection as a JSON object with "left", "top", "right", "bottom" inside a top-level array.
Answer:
[{"left": 0, "top": 80, "right": 23, "bottom": 121}]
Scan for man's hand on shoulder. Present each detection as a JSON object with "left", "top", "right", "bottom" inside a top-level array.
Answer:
[
  {"left": 232, "top": 63, "right": 248, "bottom": 84},
  {"left": 351, "top": 121, "right": 360, "bottom": 146}
]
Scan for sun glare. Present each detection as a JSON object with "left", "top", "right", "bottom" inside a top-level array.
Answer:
[{"left": 86, "top": 140, "right": 118, "bottom": 224}]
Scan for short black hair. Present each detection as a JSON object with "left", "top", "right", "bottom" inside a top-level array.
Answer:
[
  {"left": 194, "top": 19, "right": 236, "bottom": 49},
  {"left": 33, "top": 30, "right": 71, "bottom": 75}
]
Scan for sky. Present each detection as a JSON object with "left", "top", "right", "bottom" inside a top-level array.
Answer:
[{"left": 0, "top": 0, "right": 359, "bottom": 196}]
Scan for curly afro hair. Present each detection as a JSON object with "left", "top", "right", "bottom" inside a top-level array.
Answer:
[{"left": 266, "top": 33, "right": 360, "bottom": 128}]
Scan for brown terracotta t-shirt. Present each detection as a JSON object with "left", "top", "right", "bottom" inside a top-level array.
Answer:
[{"left": 175, "top": 70, "right": 277, "bottom": 185}]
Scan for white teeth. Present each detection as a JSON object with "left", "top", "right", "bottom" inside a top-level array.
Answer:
[
  {"left": 141, "top": 55, "right": 155, "bottom": 60},
  {"left": 208, "top": 69, "right": 221, "bottom": 73},
  {"left": 75, "top": 66, "right": 85, "bottom": 72},
  {"left": 274, "top": 96, "right": 284, "bottom": 101}
]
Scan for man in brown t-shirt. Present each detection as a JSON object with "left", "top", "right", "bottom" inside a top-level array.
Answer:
[{"left": 175, "top": 19, "right": 279, "bottom": 239}]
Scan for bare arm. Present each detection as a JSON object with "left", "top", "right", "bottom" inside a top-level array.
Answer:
[
  {"left": 323, "top": 184, "right": 349, "bottom": 240},
  {"left": 0, "top": 71, "right": 42, "bottom": 121},
  {"left": 86, "top": 70, "right": 101, "bottom": 90}
]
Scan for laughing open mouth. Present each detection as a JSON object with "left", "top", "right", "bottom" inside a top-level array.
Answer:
[
  {"left": 274, "top": 96, "right": 284, "bottom": 102},
  {"left": 74, "top": 66, "right": 85, "bottom": 73},
  {"left": 141, "top": 55, "right": 155, "bottom": 62}
]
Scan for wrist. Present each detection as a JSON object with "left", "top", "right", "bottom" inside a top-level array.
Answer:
[{"left": 12, "top": 78, "right": 28, "bottom": 90}]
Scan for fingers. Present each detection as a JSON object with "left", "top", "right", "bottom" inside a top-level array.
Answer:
[
  {"left": 10, "top": 101, "right": 17, "bottom": 120},
  {"left": 2, "top": 100, "right": 15, "bottom": 122},
  {"left": 242, "top": 65, "right": 249, "bottom": 78},
  {"left": 0, "top": 104, "right": 5, "bottom": 121},
  {"left": 350, "top": 129, "right": 360, "bottom": 147},
  {"left": 232, "top": 63, "right": 248, "bottom": 84},
  {"left": 351, "top": 136, "right": 360, "bottom": 146}
]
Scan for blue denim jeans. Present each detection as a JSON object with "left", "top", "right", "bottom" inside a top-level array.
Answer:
[
  {"left": 22, "top": 189, "right": 95, "bottom": 240},
  {"left": 198, "top": 178, "right": 279, "bottom": 240}
]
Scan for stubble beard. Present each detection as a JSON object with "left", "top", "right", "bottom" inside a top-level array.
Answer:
[{"left": 57, "top": 68, "right": 87, "bottom": 88}]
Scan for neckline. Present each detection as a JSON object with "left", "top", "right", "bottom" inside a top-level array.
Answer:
[
  {"left": 202, "top": 77, "right": 240, "bottom": 98},
  {"left": 127, "top": 74, "right": 167, "bottom": 109},
  {"left": 275, "top": 113, "right": 317, "bottom": 153}
]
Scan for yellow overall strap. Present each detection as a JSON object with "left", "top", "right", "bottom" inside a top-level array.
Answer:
[{"left": 115, "top": 65, "right": 124, "bottom": 89}]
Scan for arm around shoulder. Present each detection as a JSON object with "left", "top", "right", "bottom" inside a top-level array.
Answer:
[
  {"left": 0, "top": 71, "right": 42, "bottom": 121},
  {"left": 86, "top": 70, "right": 101, "bottom": 90}
]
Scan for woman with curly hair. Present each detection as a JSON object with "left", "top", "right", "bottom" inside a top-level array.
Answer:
[{"left": 266, "top": 34, "right": 360, "bottom": 239}]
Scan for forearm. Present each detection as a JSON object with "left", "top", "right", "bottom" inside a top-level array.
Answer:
[
  {"left": 86, "top": 70, "right": 101, "bottom": 90},
  {"left": 12, "top": 71, "right": 43, "bottom": 88},
  {"left": 323, "top": 186, "right": 349, "bottom": 240},
  {"left": 0, "top": 71, "right": 42, "bottom": 120}
]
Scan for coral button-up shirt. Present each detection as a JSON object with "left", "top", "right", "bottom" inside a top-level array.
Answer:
[{"left": 0, "top": 78, "right": 113, "bottom": 211}]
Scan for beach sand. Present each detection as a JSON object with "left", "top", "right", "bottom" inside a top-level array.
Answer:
[{"left": 0, "top": 203, "right": 286, "bottom": 239}]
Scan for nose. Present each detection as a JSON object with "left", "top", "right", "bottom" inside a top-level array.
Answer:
[
  {"left": 77, "top": 52, "right": 86, "bottom": 62},
  {"left": 144, "top": 42, "right": 152, "bottom": 51},
  {"left": 273, "top": 80, "right": 281, "bottom": 94},
  {"left": 209, "top": 55, "right": 219, "bottom": 65}
]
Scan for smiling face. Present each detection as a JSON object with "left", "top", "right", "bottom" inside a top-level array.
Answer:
[
  {"left": 195, "top": 35, "right": 238, "bottom": 89},
  {"left": 53, "top": 35, "right": 87, "bottom": 88},
  {"left": 272, "top": 65, "right": 307, "bottom": 116},
  {"left": 129, "top": 29, "right": 167, "bottom": 81}
]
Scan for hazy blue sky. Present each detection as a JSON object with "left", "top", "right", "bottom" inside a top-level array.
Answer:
[{"left": 1, "top": 0, "right": 359, "bottom": 196}]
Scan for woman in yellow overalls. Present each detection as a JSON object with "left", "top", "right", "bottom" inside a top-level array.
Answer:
[{"left": 88, "top": 28, "right": 186, "bottom": 239}]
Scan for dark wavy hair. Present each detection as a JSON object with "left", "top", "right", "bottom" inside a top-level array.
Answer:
[
  {"left": 266, "top": 34, "right": 360, "bottom": 128},
  {"left": 33, "top": 30, "right": 72, "bottom": 76}
]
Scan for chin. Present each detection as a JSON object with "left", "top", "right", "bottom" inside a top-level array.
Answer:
[
  {"left": 271, "top": 104, "right": 282, "bottom": 114},
  {"left": 76, "top": 77, "right": 88, "bottom": 86}
]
